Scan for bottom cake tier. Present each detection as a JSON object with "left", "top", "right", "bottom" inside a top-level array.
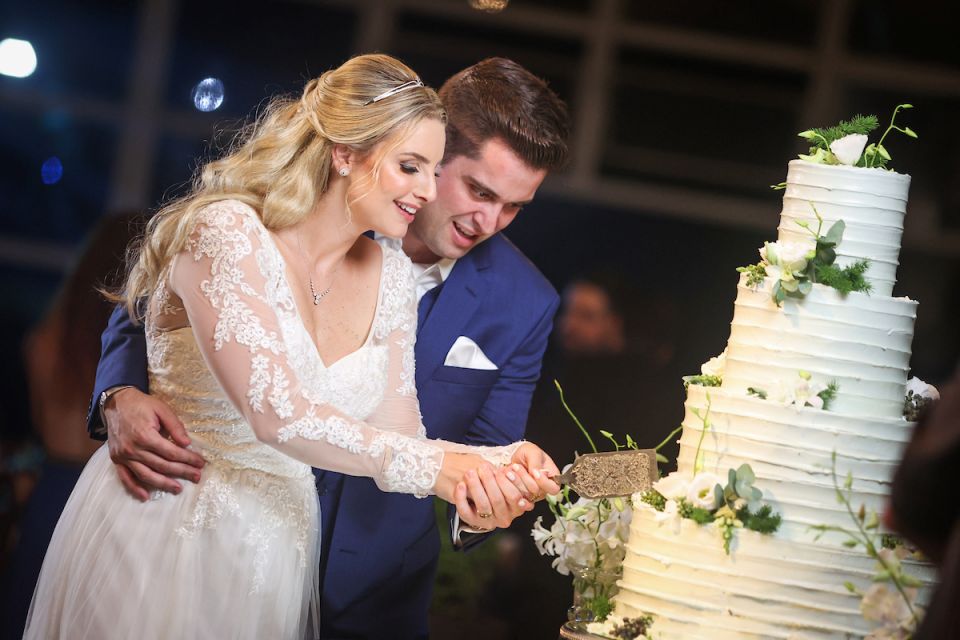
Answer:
[{"left": 614, "top": 508, "right": 937, "bottom": 639}]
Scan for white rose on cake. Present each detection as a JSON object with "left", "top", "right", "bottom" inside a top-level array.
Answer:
[
  {"left": 701, "top": 349, "right": 727, "bottom": 377},
  {"left": 760, "top": 240, "right": 812, "bottom": 274},
  {"left": 652, "top": 472, "right": 690, "bottom": 500},
  {"left": 686, "top": 473, "right": 723, "bottom": 510},
  {"left": 905, "top": 376, "right": 939, "bottom": 401},
  {"left": 829, "top": 133, "right": 869, "bottom": 166}
]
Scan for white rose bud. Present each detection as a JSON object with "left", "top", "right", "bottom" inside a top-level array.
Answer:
[{"left": 829, "top": 133, "right": 869, "bottom": 166}]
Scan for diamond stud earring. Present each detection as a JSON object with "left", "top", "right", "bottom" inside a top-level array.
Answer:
[{"left": 339, "top": 167, "right": 350, "bottom": 177}]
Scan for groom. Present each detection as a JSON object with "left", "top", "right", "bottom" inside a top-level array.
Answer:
[{"left": 89, "top": 57, "right": 569, "bottom": 638}]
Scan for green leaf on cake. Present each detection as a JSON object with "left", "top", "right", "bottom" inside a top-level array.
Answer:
[{"left": 823, "top": 220, "right": 845, "bottom": 246}]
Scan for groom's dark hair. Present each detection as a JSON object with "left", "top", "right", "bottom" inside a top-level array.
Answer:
[{"left": 439, "top": 57, "right": 570, "bottom": 171}]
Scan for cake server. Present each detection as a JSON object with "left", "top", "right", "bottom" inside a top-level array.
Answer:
[{"left": 554, "top": 449, "right": 658, "bottom": 499}]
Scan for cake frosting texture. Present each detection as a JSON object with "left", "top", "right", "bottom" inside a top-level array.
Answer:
[{"left": 614, "top": 161, "right": 936, "bottom": 638}]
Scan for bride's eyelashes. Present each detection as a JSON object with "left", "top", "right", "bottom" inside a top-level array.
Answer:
[{"left": 400, "top": 162, "right": 419, "bottom": 174}]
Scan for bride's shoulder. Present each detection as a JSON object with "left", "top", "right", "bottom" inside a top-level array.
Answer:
[
  {"left": 375, "top": 238, "right": 414, "bottom": 281},
  {"left": 372, "top": 235, "right": 412, "bottom": 270},
  {"left": 193, "top": 198, "right": 262, "bottom": 229}
]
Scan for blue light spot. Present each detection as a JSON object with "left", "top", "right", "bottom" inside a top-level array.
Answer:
[
  {"left": 41, "top": 156, "right": 63, "bottom": 185},
  {"left": 191, "top": 77, "right": 224, "bottom": 112}
]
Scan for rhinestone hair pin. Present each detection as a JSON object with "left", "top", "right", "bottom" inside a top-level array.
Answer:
[{"left": 363, "top": 79, "right": 424, "bottom": 106}]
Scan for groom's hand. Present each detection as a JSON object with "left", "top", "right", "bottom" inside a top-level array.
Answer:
[
  {"left": 105, "top": 387, "right": 205, "bottom": 501},
  {"left": 455, "top": 463, "right": 535, "bottom": 530}
]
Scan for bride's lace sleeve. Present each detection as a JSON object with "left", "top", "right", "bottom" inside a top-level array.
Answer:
[
  {"left": 169, "top": 201, "right": 519, "bottom": 498},
  {"left": 366, "top": 240, "right": 524, "bottom": 469},
  {"left": 169, "top": 201, "right": 452, "bottom": 495}
]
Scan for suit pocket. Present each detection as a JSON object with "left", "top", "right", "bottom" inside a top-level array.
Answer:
[{"left": 430, "top": 366, "right": 500, "bottom": 386}]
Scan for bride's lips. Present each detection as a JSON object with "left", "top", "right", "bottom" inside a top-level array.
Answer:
[
  {"left": 451, "top": 221, "right": 478, "bottom": 248},
  {"left": 394, "top": 200, "right": 417, "bottom": 223}
]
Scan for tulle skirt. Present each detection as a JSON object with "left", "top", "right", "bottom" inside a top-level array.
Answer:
[{"left": 23, "top": 445, "right": 321, "bottom": 640}]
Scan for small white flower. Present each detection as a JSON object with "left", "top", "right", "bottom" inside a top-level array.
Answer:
[
  {"left": 830, "top": 133, "right": 869, "bottom": 166},
  {"left": 773, "top": 373, "right": 828, "bottom": 410},
  {"left": 701, "top": 349, "right": 727, "bottom": 377},
  {"left": 687, "top": 473, "right": 723, "bottom": 510},
  {"left": 653, "top": 472, "right": 691, "bottom": 500},
  {"left": 906, "top": 376, "right": 940, "bottom": 401}
]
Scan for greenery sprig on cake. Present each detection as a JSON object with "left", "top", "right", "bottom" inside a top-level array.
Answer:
[
  {"left": 810, "top": 452, "right": 926, "bottom": 638},
  {"left": 768, "top": 105, "right": 917, "bottom": 186},
  {"left": 640, "top": 463, "right": 782, "bottom": 555},
  {"left": 640, "top": 392, "right": 782, "bottom": 554},
  {"left": 737, "top": 205, "right": 872, "bottom": 305},
  {"left": 799, "top": 104, "right": 917, "bottom": 170}
]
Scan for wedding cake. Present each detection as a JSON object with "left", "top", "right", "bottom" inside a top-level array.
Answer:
[{"left": 610, "top": 130, "right": 938, "bottom": 638}]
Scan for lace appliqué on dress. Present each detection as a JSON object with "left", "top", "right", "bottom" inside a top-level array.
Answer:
[
  {"left": 376, "top": 243, "right": 418, "bottom": 397},
  {"left": 175, "top": 468, "right": 315, "bottom": 594}
]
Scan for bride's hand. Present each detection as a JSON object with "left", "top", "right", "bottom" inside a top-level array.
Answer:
[
  {"left": 435, "top": 453, "right": 535, "bottom": 530},
  {"left": 509, "top": 442, "right": 562, "bottom": 500}
]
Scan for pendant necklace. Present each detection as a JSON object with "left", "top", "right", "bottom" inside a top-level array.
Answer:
[{"left": 297, "top": 231, "right": 342, "bottom": 305}]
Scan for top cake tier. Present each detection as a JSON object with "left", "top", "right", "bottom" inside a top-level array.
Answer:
[{"left": 777, "top": 160, "right": 910, "bottom": 297}]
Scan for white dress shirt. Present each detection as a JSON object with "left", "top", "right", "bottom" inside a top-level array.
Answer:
[{"left": 410, "top": 258, "right": 456, "bottom": 302}]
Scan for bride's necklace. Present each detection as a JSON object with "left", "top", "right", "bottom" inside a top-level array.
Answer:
[{"left": 297, "top": 231, "right": 343, "bottom": 306}]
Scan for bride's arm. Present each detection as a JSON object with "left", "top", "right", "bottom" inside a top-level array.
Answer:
[{"left": 169, "top": 200, "right": 475, "bottom": 499}]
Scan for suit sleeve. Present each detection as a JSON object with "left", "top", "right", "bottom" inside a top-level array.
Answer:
[{"left": 86, "top": 303, "right": 150, "bottom": 439}]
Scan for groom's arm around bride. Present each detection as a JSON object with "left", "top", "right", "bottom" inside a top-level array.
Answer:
[{"left": 88, "top": 56, "right": 570, "bottom": 639}]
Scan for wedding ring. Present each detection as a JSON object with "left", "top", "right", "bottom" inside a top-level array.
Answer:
[{"left": 478, "top": 511, "right": 492, "bottom": 519}]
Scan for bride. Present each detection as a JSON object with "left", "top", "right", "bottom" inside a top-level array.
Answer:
[{"left": 23, "top": 54, "right": 559, "bottom": 639}]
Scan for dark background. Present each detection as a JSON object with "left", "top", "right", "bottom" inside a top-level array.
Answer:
[{"left": 1, "top": 0, "right": 958, "bottom": 636}]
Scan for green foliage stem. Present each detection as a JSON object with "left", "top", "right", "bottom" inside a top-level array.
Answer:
[{"left": 555, "top": 379, "right": 597, "bottom": 454}]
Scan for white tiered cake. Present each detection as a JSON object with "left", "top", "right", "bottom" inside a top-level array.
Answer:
[{"left": 613, "top": 159, "right": 938, "bottom": 638}]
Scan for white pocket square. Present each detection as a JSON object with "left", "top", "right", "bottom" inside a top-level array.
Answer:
[{"left": 444, "top": 336, "right": 498, "bottom": 370}]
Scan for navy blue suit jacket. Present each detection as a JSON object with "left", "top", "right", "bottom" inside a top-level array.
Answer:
[{"left": 88, "top": 233, "right": 559, "bottom": 639}]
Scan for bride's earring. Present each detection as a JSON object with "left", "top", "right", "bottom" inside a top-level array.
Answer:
[{"left": 339, "top": 167, "right": 350, "bottom": 177}]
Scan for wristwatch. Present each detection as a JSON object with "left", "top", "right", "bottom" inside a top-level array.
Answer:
[{"left": 98, "top": 385, "right": 135, "bottom": 421}]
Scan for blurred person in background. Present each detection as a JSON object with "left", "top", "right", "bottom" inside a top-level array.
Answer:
[
  {"left": 890, "top": 365, "right": 960, "bottom": 639},
  {"left": 0, "top": 211, "right": 143, "bottom": 639}
]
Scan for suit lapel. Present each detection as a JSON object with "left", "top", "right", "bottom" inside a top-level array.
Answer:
[{"left": 415, "top": 248, "right": 490, "bottom": 388}]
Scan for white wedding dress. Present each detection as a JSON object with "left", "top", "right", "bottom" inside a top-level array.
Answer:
[{"left": 23, "top": 200, "right": 520, "bottom": 640}]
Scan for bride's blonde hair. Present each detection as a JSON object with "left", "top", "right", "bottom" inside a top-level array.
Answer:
[{"left": 118, "top": 53, "right": 444, "bottom": 321}]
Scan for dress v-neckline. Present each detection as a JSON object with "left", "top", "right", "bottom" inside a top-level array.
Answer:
[{"left": 263, "top": 227, "right": 387, "bottom": 371}]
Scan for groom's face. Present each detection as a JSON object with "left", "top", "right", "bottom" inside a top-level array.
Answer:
[{"left": 403, "top": 137, "right": 547, "bottom": 263}]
